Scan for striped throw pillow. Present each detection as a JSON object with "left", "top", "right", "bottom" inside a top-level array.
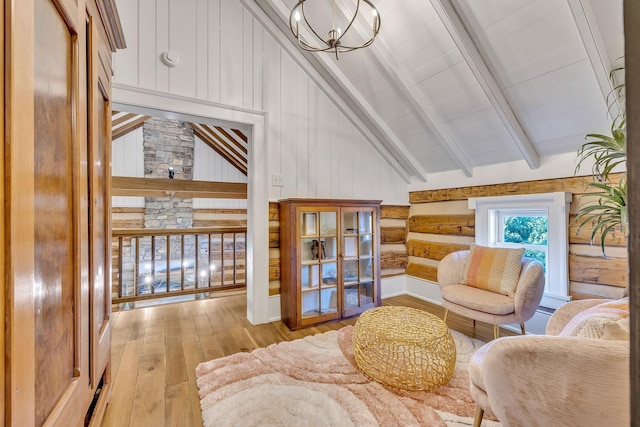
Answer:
[{"left": 462, "top": 244, "right": 525, "bottom": 297}]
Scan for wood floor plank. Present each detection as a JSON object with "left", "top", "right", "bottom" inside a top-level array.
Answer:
[
  {"left": 165, "top": 382, "right": 193, "bottom": 427},
  {"left": 102, "top": 339, "right": 143, "bottom": 427},
  {"left": 166, "top": 335, "right": 188, "bottom": 387},
  {"left": 129, "top": 347, "right": 166, "bottom": 426},
  {"left": 182, "top": 332, "right": 205, "bottom": 427}
]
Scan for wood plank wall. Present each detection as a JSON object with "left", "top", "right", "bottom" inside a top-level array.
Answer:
[
  {"left": 380, "top": 205, "right": 409, "bottom": 278},
  {"left": 407, "top": 174, "right": 628, "bottom": 300}
]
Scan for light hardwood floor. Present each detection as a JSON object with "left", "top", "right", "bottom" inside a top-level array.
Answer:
[{"left": 102, "top": 293, "right": 516, "bottom": 426}]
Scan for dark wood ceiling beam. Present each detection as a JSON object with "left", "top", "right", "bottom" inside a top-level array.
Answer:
[
  {"left": 112, "top": 115, "right": 150, "bottom": 140},
  {"left": 112, "top": 112, "right": 137, "bottom": 127},
  {"left": 190, "top": 123, "right": 248, "bottom": 175},
  {"left": 215, "top": 126, "right": 248, "bottom": 154},
  {"left": 111, "top": 176, "right": 247, "bottom": 199},
  {"left": 231, "top": 128, "right": 248, "bottom": 143},
  {"left": 202, "top": 124, "right": 247, "bottom": 165}
]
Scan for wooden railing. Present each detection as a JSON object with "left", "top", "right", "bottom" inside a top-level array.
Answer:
[{"left": 111, "top": 227, "right": 246, "bottom": 304}]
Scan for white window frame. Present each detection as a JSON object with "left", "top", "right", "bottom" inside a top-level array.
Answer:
[{"left": 469, "top": 192, "right": 572, "bottom": 309}]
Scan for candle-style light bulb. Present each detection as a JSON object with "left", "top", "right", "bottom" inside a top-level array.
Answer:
[{"left": 372, "top": 8, "right": 378, "bottom": 32}]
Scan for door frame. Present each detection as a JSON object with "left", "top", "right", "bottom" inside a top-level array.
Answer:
[{"left": 112, "top": 84, "right": 270, "bottom": 324}]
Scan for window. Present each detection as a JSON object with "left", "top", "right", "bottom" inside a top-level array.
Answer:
[{"left": 470, "top": 192, "right": 571, "bottom": 309}]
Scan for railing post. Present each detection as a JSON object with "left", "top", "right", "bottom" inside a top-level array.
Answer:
[
  {"left": 166, "top": 235, "right": 171, "bottom": 293},
  {"left": 233, "top": 233, "right": 237, "bottom": 285},
  {"left": 180, "top": 234, "right": 185, "bottom": 291},
  {"left": 208, "top": 233, "right": 212, "bottom": 288},
  {"left": 151, "top": 236, "right": 156, "bottom": 294},
  {"left": 195, "top": 234, "right": 200, "bottom": 289},
  {"left": 134, "top": 236, "right": 140, "bottom": 297},
  {"left": 220, "top": 233, "right": 225, "bottom": 286},
  {"left": 118, "top": 236, "right": 123, "bottom": 298}
]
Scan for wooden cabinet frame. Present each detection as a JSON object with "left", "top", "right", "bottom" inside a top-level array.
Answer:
[{"left": 279, "top": 199, "right": 382, "bottom": 330}]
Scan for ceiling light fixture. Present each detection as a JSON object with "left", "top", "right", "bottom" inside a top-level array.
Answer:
[{"left": 289, "top": 0, "right": 381, "bottom": 60}]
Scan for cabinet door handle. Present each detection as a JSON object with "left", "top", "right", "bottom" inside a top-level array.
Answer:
[{"left": 339, "top": 253, "right": 344, "bottom": 258}]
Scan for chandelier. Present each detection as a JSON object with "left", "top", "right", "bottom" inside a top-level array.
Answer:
[{"left": 289, "top": 0, "right": 381, "bottom": 60}]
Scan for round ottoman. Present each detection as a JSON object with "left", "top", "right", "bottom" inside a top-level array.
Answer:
[{"left": 353, "top": 306, "right": 456, "bottom": 391}]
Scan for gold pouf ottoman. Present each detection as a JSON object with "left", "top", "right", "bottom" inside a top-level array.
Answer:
[{"left": 353, "top": 306, "right": 456, "bottom": 391}]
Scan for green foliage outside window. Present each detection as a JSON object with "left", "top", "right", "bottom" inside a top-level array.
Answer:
[
  {"left": 503, "top": 216, "right": 548, "bottom": 269},
  {"left": 503, "top": 216, "right": 548, "bottom": 245}
]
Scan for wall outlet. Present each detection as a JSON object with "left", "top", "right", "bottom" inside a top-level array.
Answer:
[{"left": 271, "top": 173, "right": 284, "bottom": 187}]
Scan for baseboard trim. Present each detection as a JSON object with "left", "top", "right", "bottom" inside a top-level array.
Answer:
[{"left": 269, "top": 275, "right": 552, "bottom": 335}]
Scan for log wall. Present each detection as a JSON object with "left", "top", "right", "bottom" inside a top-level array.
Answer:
[{"left": 408, "top": 174, "right": 628, "bottom": 300}]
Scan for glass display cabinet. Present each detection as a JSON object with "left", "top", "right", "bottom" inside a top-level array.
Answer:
[{"left": 279, "top": 199, "right": 381, "bottom": 330}]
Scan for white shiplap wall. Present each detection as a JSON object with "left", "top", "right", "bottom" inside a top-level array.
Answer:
[
  {"left": 193, "top": 136, "right": 248, "bottom": 209},
  {"left": 113, "top": 0, "right": 409, "bottom": 205},
  {"left": 112, "top": 127, "right": 145, "bottom": 207}
]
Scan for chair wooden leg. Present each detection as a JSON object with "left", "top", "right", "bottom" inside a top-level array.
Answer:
[
  {"left": 520, "top": 323, "right": 526, "bottom": 335},
  {"left": 493, "top": 324, "right": 499, "bottom": 340},
  {"left": 443, "top": 309, "right": 448, "bottom": 323},
  {"left": 473, "top": 406, "right": 484, "bottom": 427}
]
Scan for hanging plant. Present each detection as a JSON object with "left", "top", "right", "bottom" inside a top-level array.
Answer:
[{"left": 573, "top": 62, "right": 626, "bottom": 255}]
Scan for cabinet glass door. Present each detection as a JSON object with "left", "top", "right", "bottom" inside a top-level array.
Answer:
[
  {"left": 342, "top": 209, "right": 376, "bottom": 315},
  {"left": 300, "top": 209, "right": 339, "bottom": 320}
]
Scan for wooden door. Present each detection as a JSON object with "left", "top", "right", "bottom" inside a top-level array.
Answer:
[
  {"left": 87, "top": 9, "right": 113, "bottom": 393},
  {"left": 4, "top": 0, "right": 123, "bottom": 424},
  {"left": 32, "top": 0, "right": 92, "bottom": 424},
  {"left": 5, "top": 0, "right": 91, "bottom": 425}
]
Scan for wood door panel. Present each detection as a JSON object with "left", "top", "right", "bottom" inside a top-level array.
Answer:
[
  {"left": 91, "top": 77, "right": 112, "bottom": 382},
  {"left": 34, "top": 0, "right": 78, "bottom": 423}
]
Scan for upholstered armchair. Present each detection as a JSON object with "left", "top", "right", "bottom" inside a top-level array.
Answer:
[
  {"left": 437, "top": 248, "right": 545, "bottom": 338},
  {"left": 469, "top": 298, "right": 630, "bottom": 427}
]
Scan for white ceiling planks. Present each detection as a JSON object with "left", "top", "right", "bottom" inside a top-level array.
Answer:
[
  {"left": 431, "top": 0, "right": 539, "bottom": 169},
  {"left": 241, "top": 0, "right": 424, "bottom": 183},
  {"left": 333, "top": 0, "right": 475, "bottom": 176},
  {"left": 252, "top": 0, "right": 623, "bottom": 179},
  {"left": 567, "top": 0, "right": 623, "bottom": 119}
]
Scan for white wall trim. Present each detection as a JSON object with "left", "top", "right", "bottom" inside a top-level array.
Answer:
[
  {"left": 112, "top": 84, "right": 271, "bottom": 325},
  {"left": 380, "top": 275, "right": 407, "bottom": 299},
  {"left": 267, "top": 274, "right": 551, "bottom": 334},
  {"left": 268, "top": 295, "right": 282, "bottom": 322}
]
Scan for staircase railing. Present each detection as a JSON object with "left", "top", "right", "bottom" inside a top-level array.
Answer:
[{"left": 111, "top": 227, "right": 246, "bottom": 304}]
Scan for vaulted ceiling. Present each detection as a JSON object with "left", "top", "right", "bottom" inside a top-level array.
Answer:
[{"left": 254, "top": 0, "right": 625, "bottom": 181}]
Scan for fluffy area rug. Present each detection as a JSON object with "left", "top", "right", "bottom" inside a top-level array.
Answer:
[{"left": 196, "top": 326, "right": 499, "bottom": 427}]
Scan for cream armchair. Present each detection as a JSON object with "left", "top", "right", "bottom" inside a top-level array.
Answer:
[
  {"left": 468, "top": 299, "right": 630, "bottom": 427},
  {"left": 437, "top": 250, "right": 545, "bottom": 338}
]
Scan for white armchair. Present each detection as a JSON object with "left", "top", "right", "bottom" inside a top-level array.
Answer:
[
  {"left": 469, "top": 299, "right": 630, "bottom": 427},
  {"left": 438, "top": 249, "right": 545, "bottom": 338}
]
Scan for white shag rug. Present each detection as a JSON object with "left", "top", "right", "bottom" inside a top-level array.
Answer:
[{"left": 196, "top": 325, "right": 499, "bottom": 427}]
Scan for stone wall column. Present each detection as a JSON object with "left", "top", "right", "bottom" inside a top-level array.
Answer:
[{"left": 142, "top": 117, "right": 195, "bottom": 229}]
